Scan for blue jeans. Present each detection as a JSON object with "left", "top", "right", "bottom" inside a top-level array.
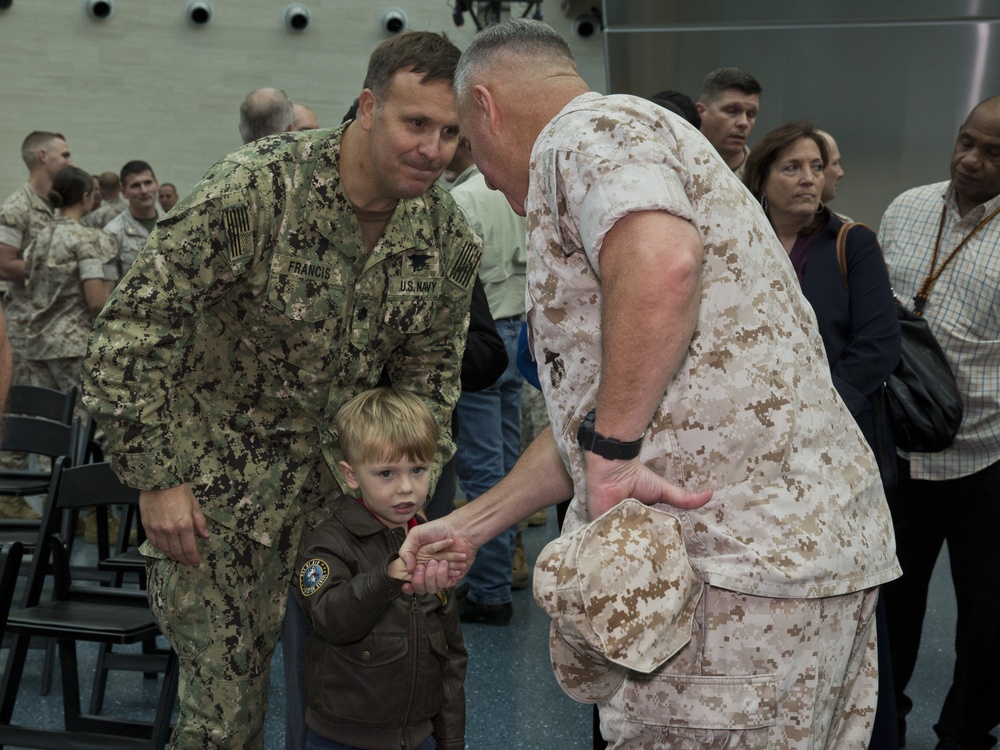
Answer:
[
  {"left": 455, "top": 317, "right": 522, "bottom": 605},
  {"left": 306, "top": 727, "right": 436, "bottom": 750}
]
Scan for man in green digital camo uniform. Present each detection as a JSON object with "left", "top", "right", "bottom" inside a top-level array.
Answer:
[{"left": 82, "top": 31, "right": 480, "bottom": 749}]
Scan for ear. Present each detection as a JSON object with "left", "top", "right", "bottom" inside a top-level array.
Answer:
[
  {"left": 339, "top": 460, "right": 361, "bottom": 490},
  {"left": 695, "top": 101, "right": 707, "bottom": 118},
  {"left": 472, "top": 84, "right": 501, "bottom": 136},
  {"left": 358, "top": 89, "right": 377, "bottom": 132}
]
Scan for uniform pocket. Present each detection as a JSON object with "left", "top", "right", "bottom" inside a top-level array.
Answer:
[
  {"left": 266, "top": 253, "right": 344, "bottom": 323},
  {"left": 383, "top": 284, "right": 440, "bottom": 334},
  {"left": 620, "top": 671, "right": 777, "bottom": 747}
]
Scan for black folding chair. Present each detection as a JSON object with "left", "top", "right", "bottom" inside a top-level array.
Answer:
[
  {"left": 0, "top": 415, "right": 80, "bottom": 550},
  {"left": 0, "top": 459, "right": 177, "bottom": 750},
  {"left": 5, "top": 384, "right": 77, "bottom": 424},
  {"left": 0, "top": 384, "right": 78, "bottom": 501},
  {"left": 0, "top": 541, "right": 24, "bottom": 637}
]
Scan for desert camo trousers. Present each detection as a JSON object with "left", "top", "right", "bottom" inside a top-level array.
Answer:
[
  {"left": 145, "top": 461, "right": 342, "bottom": 749},
  {"left": 601, "top": 584, "right": 880, "bottom": 749}
]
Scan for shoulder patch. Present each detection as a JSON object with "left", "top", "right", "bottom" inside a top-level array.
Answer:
[
  {"left": 299, "top": 558, "right": 330, "bottom": 597},
  {"left": 446, "top": 240, "right": 483, "bottom": 292},
  {"left": 222, "top": 205, "right": 254, "bottom": 264}
]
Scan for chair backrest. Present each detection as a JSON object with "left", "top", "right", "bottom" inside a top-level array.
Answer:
[
  {"left": 0, "top": 541, "right": 24, "bottom": 634},
  {"left": 19, "top": 460, "right": 139, "bottom": 608},
  {"left": 5, "top": 384, "right": 76, "bottom": 424},
  {"left": 0, "top": 415, "right": 79, "bottom": 459}
]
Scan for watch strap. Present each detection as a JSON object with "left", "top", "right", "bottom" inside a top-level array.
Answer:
[{"left": 577, "top": 409, "right": 643, "bottom": 460}]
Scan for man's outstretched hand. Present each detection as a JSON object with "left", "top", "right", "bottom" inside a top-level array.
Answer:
[{"left": 400, "top": 517, "right": 477, "bottom": 595}]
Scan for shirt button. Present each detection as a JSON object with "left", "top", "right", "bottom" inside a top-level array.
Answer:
[{"left": 361, "top": 650, "right": 371, "bottom": 661}]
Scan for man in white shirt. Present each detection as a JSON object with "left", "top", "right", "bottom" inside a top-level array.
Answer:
[{"left": 879, "top": 95, "right": 1000, "bottom": 750}]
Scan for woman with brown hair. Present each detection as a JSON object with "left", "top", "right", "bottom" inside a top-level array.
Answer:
[
  {"left": 743, "top": 121, "right": 900, "bottom": 478},
  {"left": 744, "top": 121, "right": 901, "bottom": 750}
]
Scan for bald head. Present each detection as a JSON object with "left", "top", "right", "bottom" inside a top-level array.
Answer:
[
  {"left": 817, "top": 130, "right": 844, "bottom": 203},
  {"left": 291, "top": 103, "right": 319, "bottom": 131},
  {"left": 951, "top": 95, "right": 1000, "bottom": 214},
  {"left": 239, "top": 87, "right": 294, "bottom": 144},
  {"left": 968, "top": 94, "right": 1000, "bottom": 121}
]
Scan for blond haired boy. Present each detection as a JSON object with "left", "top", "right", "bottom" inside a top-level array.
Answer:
[{"left": 295, "top": 388, "right": 466, "bottom": 750}]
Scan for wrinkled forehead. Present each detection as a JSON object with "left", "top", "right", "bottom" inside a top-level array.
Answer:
[{"left": 958, "top": 108, "right": 1000, "bottom": 144}]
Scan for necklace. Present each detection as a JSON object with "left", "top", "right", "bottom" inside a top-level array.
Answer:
[{"left": 913, "top": 202, "right": 1000, "bottom": 315}]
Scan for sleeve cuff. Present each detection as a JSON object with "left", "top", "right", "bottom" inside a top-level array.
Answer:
[
  {"left": 112, "top": 449, "right": 184, "bottom": 491},
  {"left": 78, "top": 258, "right": 106, "bottom": 281}
]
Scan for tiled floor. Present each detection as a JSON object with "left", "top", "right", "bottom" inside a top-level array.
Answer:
[{"left": 1, "top": 511, "right": 989, "bottom": 749}]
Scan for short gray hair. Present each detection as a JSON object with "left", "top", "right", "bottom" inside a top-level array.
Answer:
[
  {"left": 454, "top": 19, "right": 575, "bottom": 101},
  {"left": 238, "top": 88, "right": 295, "bottom": 144}
]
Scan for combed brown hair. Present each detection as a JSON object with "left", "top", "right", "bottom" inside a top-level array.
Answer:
[
  {"left": 700, "top": 67, "right": 762, "bottom": 104},
  {"left": 336, "top": 388, "right": 438, "bottom": 467},
  {"left": 363, "top": 31, "right": 460, "bottom": 103}
]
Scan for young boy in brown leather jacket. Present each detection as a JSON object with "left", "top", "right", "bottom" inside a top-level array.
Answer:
[{"left": 295, "top": 388, "right": 466, "bottom": 750}]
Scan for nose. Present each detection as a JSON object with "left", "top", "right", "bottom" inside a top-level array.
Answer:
[
  {"left": 960, "top": 148, "right": 981, "bottom": 172},
  {"left": 416, "top": 133, "right": 442, "bottom": 164},
  {"left": 398, "top": 473, "right": 413, "bottom": 494}
]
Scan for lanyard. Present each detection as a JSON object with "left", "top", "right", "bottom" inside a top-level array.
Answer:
[{"left": 914, "top": 202, "right": 1000, "bottom": 315}]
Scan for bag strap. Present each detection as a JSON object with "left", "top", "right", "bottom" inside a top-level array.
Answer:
[{"left": 835, "top": 221, "right": 870, "bottom": 289}]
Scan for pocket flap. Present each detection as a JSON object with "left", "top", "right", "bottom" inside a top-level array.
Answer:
[{"left": 625, "top": 672, "right": 777, "bottom": 730}]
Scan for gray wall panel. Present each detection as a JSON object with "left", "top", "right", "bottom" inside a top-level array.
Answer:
[{"left": 603, "top": 2, "right": 1000, "bottom": 225}]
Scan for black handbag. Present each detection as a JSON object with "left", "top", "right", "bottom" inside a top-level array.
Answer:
[
  {"left": 885, "top": 301, "right": 962, "bottom": 452},
  {"left": 836, "top": 222, "right": 963, "bottom": 453}
]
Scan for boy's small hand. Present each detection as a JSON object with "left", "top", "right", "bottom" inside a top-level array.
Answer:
[
  {"left": 412, "top": 537, "right": 466, "bottom": 566},
  {"left": 400, "top": 532, "right": 469, "bottom": 595},
  {"left": 387, "top": 557, "right": 411, "bottom": 582}
]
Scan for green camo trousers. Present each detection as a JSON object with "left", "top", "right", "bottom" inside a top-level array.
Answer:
[{"left": 146, "top": 463, "right": 342, "bottom": 749}]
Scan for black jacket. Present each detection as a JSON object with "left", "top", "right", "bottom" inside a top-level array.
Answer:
[
  {"left": 295, "top": 497, "right": 466, "bottom": 750},
  {"left": 461, "top": 276, "right": 507, "bottom": 392},
  {"left": 801, "top": 213, "right": 901, "bottom": 447}
]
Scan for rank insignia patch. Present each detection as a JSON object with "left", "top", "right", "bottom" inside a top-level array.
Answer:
[{"left": 299, "top": 559, "right": 330, "bottom": 597}]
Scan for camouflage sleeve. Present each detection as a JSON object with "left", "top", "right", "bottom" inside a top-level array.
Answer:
[
  {"left": 386, "top": 205, "right": 482, "bottom": 470},
  {"left": 77, "top": 228, "right": 118, "bottom": 281},
  {"left": 0, "top": 191, "right": 28, "bottom": 248},
  {"left": 82, "top": 161, "right": 270, "bottom": 490}
]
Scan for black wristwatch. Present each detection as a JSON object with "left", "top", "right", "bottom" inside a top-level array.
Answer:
[{"left": 576, "top": 409, "right": 644, "bottom": 460}]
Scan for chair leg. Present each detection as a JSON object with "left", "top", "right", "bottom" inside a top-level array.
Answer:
[
  {"left": 89, "top": 642, "right": 112, "bottom": 714},
  {"left": 149, "top": 649, "right": 179, "bottom": 750},
  {"left": 57, "top": 638, "right": 85, "bottom": 732},
  {"left": 0, "top": 632, "right": 32, "bottom": 724},
  {"left": 89, "top": 637, "right": 167, "bottom": 715},
  {"left": 39, "top": 637, "right": 55, "bottom": 696}
]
